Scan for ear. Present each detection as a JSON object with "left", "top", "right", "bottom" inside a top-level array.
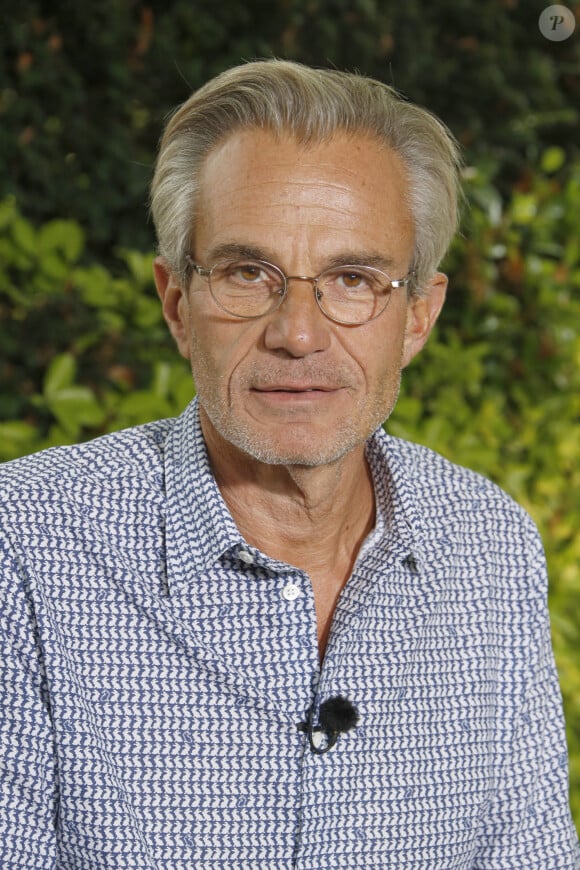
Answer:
[
  {"left": 401, "top": 272, "right": 447, "bottom": 368},
  {"left": 153, "top": 257, "right": 191, "bottom": 360}
]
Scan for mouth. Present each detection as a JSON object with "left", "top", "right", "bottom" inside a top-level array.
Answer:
[
  {"left": 253, "top": 385, "right": 337, "bottom": 394},
  {"left": 251, "top": 385, "right": 341, "bottom": 401}
]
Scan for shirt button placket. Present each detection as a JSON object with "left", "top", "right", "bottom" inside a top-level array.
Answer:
[{"left": 281, "top": 582, "right": 301, "bottom": 602}]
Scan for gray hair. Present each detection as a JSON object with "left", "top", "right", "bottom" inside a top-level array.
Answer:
[{"left": 150, "top": 59, "right": 462, "bottom": 294}]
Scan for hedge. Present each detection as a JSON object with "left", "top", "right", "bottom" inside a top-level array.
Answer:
[{"left": 2, "top": 0, "right": 579, "bottom": 275}]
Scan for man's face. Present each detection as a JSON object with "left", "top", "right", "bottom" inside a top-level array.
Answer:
[{"left": 156, "top": 129, "right": 445, "bottom": 467}]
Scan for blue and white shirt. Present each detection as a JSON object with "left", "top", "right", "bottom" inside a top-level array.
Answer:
[{"left": 1, "top": 398, "right": 578, "bottom": 868}]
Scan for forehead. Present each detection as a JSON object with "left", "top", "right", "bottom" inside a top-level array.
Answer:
[{"left": 195, "top": 128, "right": 414, "bottom": 265}]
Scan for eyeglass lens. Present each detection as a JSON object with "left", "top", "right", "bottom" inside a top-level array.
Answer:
[{"left": 207, "top": 259, "right": 393, "bottom": 324}]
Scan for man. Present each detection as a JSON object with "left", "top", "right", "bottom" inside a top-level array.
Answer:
[{"left": 0, "top": 60, "right": 578, "bottom": 868}]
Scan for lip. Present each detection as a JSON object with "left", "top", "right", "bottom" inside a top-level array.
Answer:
[
  {"left": 251, "top": 385, "right": 342, "bottom": 402},
  {"left": 254, "top": 385, "right": 337, "bottom": 392}
]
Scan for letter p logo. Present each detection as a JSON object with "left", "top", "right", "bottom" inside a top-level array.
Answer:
[{"left": 539, "top": 5, "right": 576, "bottom": 41}]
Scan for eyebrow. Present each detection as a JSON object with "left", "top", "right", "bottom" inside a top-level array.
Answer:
[
  {"left": 203, "top": 242, "right": 270, "bottom": 264},
  {"left": 323, "top": 251, "right": 397, "bottom": 274},
  {"left": 202, "top": 242, "right": 398, "bottom": 275}
]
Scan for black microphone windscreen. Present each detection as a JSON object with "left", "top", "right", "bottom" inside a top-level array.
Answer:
[{"left": 318, "top": 695, "right": 359, "bottom": 734}]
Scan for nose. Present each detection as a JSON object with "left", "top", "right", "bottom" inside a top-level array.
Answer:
[{"left": 263, "top": 276, "right": 331, "bottom": 357}]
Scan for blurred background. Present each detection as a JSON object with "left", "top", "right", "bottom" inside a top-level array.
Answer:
[{"left": 1, "top": 0, "right": 579, "bottom": 832}]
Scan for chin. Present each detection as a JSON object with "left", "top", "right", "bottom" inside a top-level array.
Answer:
[
  {"left": 200, "top": 399, "right": 388, "bottom": 468},
  {"left": 225, "top": 424, "right": 363, "bottom": 468},
  {"left": 244, "top": 442, "right": 356, "bottom": 468}
]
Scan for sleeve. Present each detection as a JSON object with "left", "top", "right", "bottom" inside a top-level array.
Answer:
[
  {"left": 474, "top": 511, "right": 580, "bottom": 868},
  {"left": 0, "top": 534, "right": 58, "bottom": 869}
]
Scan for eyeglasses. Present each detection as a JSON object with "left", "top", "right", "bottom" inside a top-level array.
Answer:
[{"left": 185, "top": 255, "right": 415, "bottom": 325}]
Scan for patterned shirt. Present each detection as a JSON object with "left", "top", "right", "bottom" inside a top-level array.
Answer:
[{"left": 1, "top": 398, "right": 578, "bottom": 869}]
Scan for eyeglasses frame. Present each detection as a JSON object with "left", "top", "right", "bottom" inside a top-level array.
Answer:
[{"left": 184, "top": 254, "right": 416, "bottom": 326}]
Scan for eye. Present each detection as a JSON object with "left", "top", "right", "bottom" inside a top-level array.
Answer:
[
  {"left": 229, "top": 261, "right": 268, "bottom": 283},
  {"left": 340, "top": 270, "right": 367, "bottom": 289},
  {"left": 326, "top": 267, "right": 378, "bottom": 293}
]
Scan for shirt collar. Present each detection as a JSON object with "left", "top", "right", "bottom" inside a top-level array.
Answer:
[
  {"left": 164, "top": 398, "right": 246, "bottom": 578},
  {"left": 364, "top": 426, "right": 428, "bottom": 568},
  {"left": 164, "top": 398, "right": 428, "bottom": 580}
]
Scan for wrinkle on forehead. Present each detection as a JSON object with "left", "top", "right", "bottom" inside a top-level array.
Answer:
[
  {"left": 201, "top": 127, "right": 411, "bottom": 205},
  {"left": 195, "top": 128, "right": 415, "bottom": 271}
]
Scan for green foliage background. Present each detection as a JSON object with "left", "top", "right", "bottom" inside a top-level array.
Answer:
[{"left": 1, "top": 0, "right": 579, "bottom": 834}]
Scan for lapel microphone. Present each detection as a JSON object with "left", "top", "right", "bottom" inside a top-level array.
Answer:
[{"left": 298, "top": 695, "right": 359, "bottom": 755}]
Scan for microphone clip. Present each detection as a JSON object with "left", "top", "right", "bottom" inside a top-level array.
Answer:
[{"left": 298, "top": 695, "right": 359, "bottom": 755}]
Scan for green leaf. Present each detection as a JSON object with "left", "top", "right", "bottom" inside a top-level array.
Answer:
[
  {"left": 46, "top": 387, "right": 105, "bottom": 434},
  {"left": 11, "top": 216, "right": 37, "bottom": 256},
  {"left": 511, "top": 192, "right": 538, "bottom": 224},
  {"left": 0, "top": 422, "right": 41, "bottom": 461},
  {"left": 116, "top": 391, "right": 173, "bottom": 424},
  {"left": 0, "top": 197, "right": 17, "bottom": 232},
  {"left": 116, "top": 249, "right": 156, "bottom": 285},
  {"left": 43, "top": 353, "right": 76, "bottom": 396},
  {"left": 541, "top": 146, "right": 566, "bottom": 174},
  {"left": 38, "top": 220, "right": 84, "bottom": 263}
]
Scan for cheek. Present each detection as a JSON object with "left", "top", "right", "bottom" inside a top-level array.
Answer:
[
  {"left": 188, "top": 314, "right": 259, "bottom": 385},
  {"left": 351, "top": 316, "right": 407, "bottom": 384}
]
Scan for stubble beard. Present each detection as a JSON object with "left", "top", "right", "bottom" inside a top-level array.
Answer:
[{"left": 195, "top": 372, "right": 403, "bottom": 469}]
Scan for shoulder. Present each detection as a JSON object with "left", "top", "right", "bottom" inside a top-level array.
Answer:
[
  {"left": 0, "top": 418, "right": 174, "bottom": 518},
  {"left": 372, "top": 429, "right": 548, "bottom": 614},
  {"left": 373, "top": 427, "right": 540, "bottom": 545}
]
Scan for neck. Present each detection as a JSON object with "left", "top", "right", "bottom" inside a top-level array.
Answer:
[{"left": 200, "top": 411, "right": 376, "bottom": 574}]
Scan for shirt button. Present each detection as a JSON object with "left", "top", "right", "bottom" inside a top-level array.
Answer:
[
  {"left": 238, "top": 549, "right": 254, "bottom": 565},
  {"left": 281, "top": 583, "right": 301, "bottom": 601}
]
